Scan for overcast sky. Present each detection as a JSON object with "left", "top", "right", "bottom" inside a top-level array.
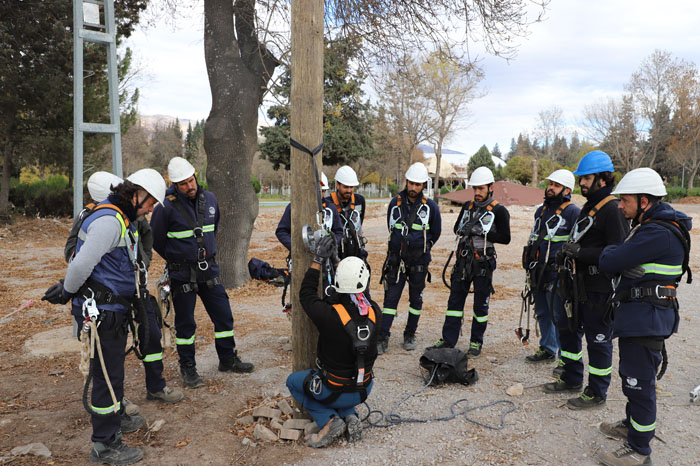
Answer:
[{"left": 123, "top": 1, "right": 700, "bottom": 160}]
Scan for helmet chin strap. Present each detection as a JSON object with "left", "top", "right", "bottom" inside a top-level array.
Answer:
[{"left": 134, "top": 191, "right": 152, "bottom": 211}]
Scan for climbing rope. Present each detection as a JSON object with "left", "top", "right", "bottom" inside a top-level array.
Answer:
[{"left": 359, "top": 366, "right": 516, "bottom": 431}]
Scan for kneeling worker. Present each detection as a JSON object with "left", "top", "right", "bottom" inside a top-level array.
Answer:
[{"left": 286, "top": 235, "right": 380, "bottom": 447}]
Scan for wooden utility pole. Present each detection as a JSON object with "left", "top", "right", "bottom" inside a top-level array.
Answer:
[{"left": 290, "top": 0, "right": 324, "bottom": 371}]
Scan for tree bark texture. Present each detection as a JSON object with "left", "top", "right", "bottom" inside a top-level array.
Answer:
[
  {"left": 0, "top": 144, "right": 12, "bottom": 216},
  {"left": 203, "top": 0, "right": 279, "bottom": 288},
  {"left": 433, "top": 142, "right": 443, "bottom": 199},
  {"left": 290, "top": 0, "right": 324, "bottom": 372}
]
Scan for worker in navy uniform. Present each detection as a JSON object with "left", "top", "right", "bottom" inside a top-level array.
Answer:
[
  {"left": 286, "top": 235, "right": 379, "bottom": 448},
  {"left": 523, "top": 170, "right": 580, "bottom": 364},
  {"left": 275, "top": 172, "right": 343, "bottom": 251},
  {"left": 43, "top": 168, "right": 167, "bottom": 465},
  {"left": 377, "top": 162, "right": 441, "bottom": 353},
  {"left": 543, "top": 150, "right": 630, "bottom": 411},
  {"left": 65, "top": 171, "right": 184, "bottom": 413},
  {"left": 151, "top": 157, "right": 253, "bottom": 390},
  {"left": 324, "top": 165, "right": 371, "bottom": 296},
  {"left": 432, "top": 166, "right": 510, "bottom": 358},
  {"left": 596, "top": 168, "right": 691, "bottom": 466}
]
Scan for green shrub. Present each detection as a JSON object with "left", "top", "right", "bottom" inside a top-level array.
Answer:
[
  {"left": 455, "top": 185, "right": 464, "bottom": 191},
  {"left": 388, "top": 183, "right": 399, "bottom": 196},
  {"left": 666, "top": 186, "right": 686, "bottom": 201},
  {"left": 440, "top": 185, "right": 451, "bottom": 195},
  {"left": 251, "top": 175, "right": 261, "bottom": 194},
  {"left": 9, "top": 175, "right": 73, "bottom": 217}
]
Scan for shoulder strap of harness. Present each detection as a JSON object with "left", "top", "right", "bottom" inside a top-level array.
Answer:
[
  {"left": 587, "top": 195, "right": 616, "bottom": 217},
  {"left": 330, "top": 192, "right": 355, "bottom": 214},
  {"left": 331, "top": 303, "right": 375, "bottom": 389},
  {"left": 84, "top": 203, "right": 131, "bottom": 229}
]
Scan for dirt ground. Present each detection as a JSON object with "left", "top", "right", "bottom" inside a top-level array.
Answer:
[{"left": 1, "top": 199, "right": 699, "bottom": 465}]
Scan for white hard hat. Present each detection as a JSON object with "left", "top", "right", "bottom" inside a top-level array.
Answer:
[
  {"left": 167, "top": 157, "right": 196, "bottom": 183},
  {"left": 335, "top": 166, "right": 359, "bottom": 187},
  {"left": 546, "top": 169, "right": 575, "bottom": 190},
  {"left": 612, "top": 167, "right": 667, "bottom": 197},
  {"left": 468, "top": 166, "right": 495, "bottom": 186},
  {"left": 87, "top": 171, "right": 123, "bottom": 202},
  {"left": 126, "top": 168, "right": 167, "bottom": 204},
  {"left": 334, "top": 256, "right": 370, "bottom": 294},
  {"left": 405, "top": 162, "right": 430, "bottom": 183},
  {"left": 320, "top": 172, "right": 329, "bottom": 191}
]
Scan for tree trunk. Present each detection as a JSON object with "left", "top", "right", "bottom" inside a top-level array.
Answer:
[
  {"left": 202, "top": 0, "right": 279, "bottom": 288},
  {"left": 433, "top": 141, "right": 443, "bottom": 199},
  {"left": 0, "top": 143, "right": 12, "bottom": 220},
  {"left": 290, "top": 0, "right": 324, "bottom": 372},
  {"left": 531, "top": 158, "right": 538, "bottom": 187}
]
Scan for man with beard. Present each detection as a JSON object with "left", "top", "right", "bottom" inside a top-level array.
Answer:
[
  {"left": 544, "top": 151, "right": 629, "bottom": 411},
  {"left": 431, "top": 166, "right": 510, "bottom": 358},
  {"left": 596, "top": 168, "right": 691, "bottom": 466},
  {"left": 151, "top": 157, "right": 254, "bottom": 390},
  {"left": 522, "top": 170, "right": 580, "bottom": 365},
  {"left": 377, "top": 162, "right": 441, "bottom": 353}
]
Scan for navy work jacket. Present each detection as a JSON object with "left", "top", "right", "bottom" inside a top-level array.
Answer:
[
  {"left": 151, "top": 184, "right": 220, "bottom": 282},
  {"left": 599, "top": 201, "right": 692, "bottom": 338},
  {"left": 533, "top": 194, "right": 580, "bottom": 283},
  {"left": 386, "top": 190, "right": 441, "bottom": 264}
]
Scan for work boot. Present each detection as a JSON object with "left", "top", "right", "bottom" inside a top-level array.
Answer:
[
  {"left": 377, "top": 335, "right": 389, "bottom": 355},
  {"left": 344, "top": 413, "right": 362, "bottom": 443},
  {"left": 427, "top": 338, "right": 453, "bottom": 350},
  {"left": 597, "top": 443, "right": 651, "bottom": 466},
  {"left": 146, "top": 386, "right": 184, "bottom": 404},
  {"left": 402, "top": 331, "right": 417, "bottom": 351},
  {"left": 180, "top": 362, "right": 205, "bottom": 389},
  {"left": 218, "top": 352, "right": 254, "bottom": 373},
  {"left": 122, "top": 397, "right": 140, "bottom": 416},
  {"left": 120, "top": 412, "right": 145, "bottom": 434},
  {"left": 89, "top": 431, "right": 143, "bottom": 465},
  {"left": 599, "top": 419, "right": 629, "bottom": 440},
  {"left": 526, "top": 348, "right": 555, "bottom": 363},
  {"left": 552, "top": 359, "right": 565, "bottom": 378},
  {"left": 567, "top": 386, "right": 606, "bottom": 410},
  {"left": 307, "top": 417, "right": 346, "bottom": 448},
  {"left": 466, "top": 341, "right": 482, "bottom": 359},
  {"left": 543, "top": 377, "right": 583, "bottom": 393}
]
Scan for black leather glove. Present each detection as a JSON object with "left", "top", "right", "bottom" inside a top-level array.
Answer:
[
  {"left": 555, "top": 250, "right": 566, "bottom": 266},
  {"left": 42, "top": 280, "right": 72, "bottom": 305},
  {"left": 470, "top": 223, "right": 484, "bottom": 236},
  {"left": 622, "top": 265, "right": 645, "bottom": 279},
  {"left": 562, "top": 242, "right": 581, "bottom": 258},
  {"left": 313, "top": 234, "right": 337, "bottom": 264}
]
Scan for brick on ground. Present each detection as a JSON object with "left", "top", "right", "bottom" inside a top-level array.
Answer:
[
  {"left": 280, "top": 428, "right": 302, "bottom": 441},
  {"left": 282, "top": 418, "right": 311, "bottom": 430},
  {"left": 252, "top": 406, "right": 282, "bottom": 420}
]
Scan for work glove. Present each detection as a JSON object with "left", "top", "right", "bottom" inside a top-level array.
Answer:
[
  {"left": 313, "top": 234, "right": 337, "bottom": 265},
  {"left": 470, "top": 223, "right": 484, "bottom": 236},
  {"left": 562, "top": 242, "right": 581, "bottom": 258},
  {"left": 622, "top": 265, "right": 645, "bottom": 279},
  {"left": 41, "top": 280, "right": 73, "bottom": 305},
  {"left": 554, "top": 250, "right": 566, "bottom": 266}
]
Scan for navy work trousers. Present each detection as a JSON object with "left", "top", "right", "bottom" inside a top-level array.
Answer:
[
  {"left": 138, "top": 298, "right": 166, "bottom": 393},
  {"left": 380, "top": 265, "right": 427, "bottom": 337},
  {"left": 172, "top": 280, "right": 236, "bottom": 365},
  {"left": 557, "top": 291, "right": 613, "bottom": 398},
  {"left": 619, "top": 338, "right": 662, "bottom": 456},
  {"left": 441, "top": 271, "right": 492, "bottom": 348}
]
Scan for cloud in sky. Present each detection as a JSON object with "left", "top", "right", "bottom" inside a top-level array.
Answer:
[{"left": 124, "top": 1, "right": 700, "bottom": 156}]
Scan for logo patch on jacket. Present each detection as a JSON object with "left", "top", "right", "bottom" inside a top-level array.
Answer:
[{"left": 209, "top": 206, "right": 215, "bottom": 216}]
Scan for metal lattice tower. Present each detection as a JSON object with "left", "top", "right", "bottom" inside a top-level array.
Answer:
[{"left": 73, "top": 0, "right": 123, "bottom": 216}]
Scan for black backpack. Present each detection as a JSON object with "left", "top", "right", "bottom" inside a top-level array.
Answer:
[{"left": 419, "top": 348, "right": 479, "bottom": 386}]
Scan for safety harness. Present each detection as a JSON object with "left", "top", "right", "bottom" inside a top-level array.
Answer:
[
  {"left": 304, "top": 303, "right": 376, "bottom": 405},
  {"left": 516, "top": 200, "right": 571, "bottom": 344},
  {"left": 331, "top": 192, "right": 365, "bottom": 259},
  {"left": 166, "top": 192, "right": 220, "bottom": 294},
  {"left": 554, "top": 195, "right": 616, "bottom": 332},
  {"left": 442, "top": 200, "right": 498, "bottom": 292},
  {"left": 607, "top": 218, "right": 692, "bottom": 379},
  {"left": 75, "top": 203, "right": 151, "bottom": 417},
  {"left": 380, "top": 193, "right": 431, "bottom": 285}
]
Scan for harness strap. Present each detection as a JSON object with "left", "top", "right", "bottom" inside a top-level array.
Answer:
[{"left": 78, "top": 278, "right": 134, "bottom": 308}]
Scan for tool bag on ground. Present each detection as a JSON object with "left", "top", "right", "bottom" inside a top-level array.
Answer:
[{"left": 419, "top": 347, "right": 478, "bottom": 386}]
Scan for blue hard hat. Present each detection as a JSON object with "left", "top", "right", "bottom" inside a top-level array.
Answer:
[{"left": 573, "top": 150, "right": 614, "bottom": 175}]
